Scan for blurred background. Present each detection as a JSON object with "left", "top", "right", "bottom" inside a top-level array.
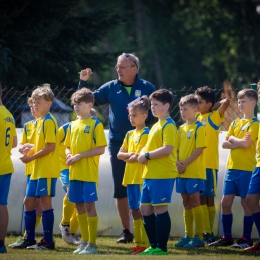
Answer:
[{"left": 1, "top": 0, "right": 260, "bottom": 126}]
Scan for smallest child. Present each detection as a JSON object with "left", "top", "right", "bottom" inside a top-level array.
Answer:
[
  {"left": 175, "top": 94, "right": 206, "bottom": 248},
  {"left": 117, "top": 96, "right": 150, "bottom": 254}
]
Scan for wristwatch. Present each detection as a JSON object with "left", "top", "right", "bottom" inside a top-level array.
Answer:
[{"left": 145, "top": 152, "right": 150, "bottom": 160}]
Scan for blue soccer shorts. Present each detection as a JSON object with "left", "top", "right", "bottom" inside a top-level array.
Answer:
[
  {"left": 0, "top": 173, "right": 12, "bottom": 205},
  {"left": 223, "top": 169, "right": 252, "bottom": 198},
  {"left": 140, "top": 179, "right": 175, "bottom": 206},
  {"left": 200, "top": 168, "right": 218, "bottom": 197},
  {"left": 60, "top": 169, "right": 70, "bottom": 193},
  {"left": 127, "top": 184, "right": 142, "bottom": 210},
  {"left": 176, "top": 178, "right": 205, "bottom": 194},
  {"left": 247, "top": 167, "right": 260, "bottom": 195},
  {"left": 26, "top": 178, "right": 57, "bottom": 197},
  {"left": 69, "top": 180, "right": 98, "bottom": 203}
]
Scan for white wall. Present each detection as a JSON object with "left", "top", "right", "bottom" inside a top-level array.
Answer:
[{"left": 7, "top": 129, "right": 258, "bottom": 238}]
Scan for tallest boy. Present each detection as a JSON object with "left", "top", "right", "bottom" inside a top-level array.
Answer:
[{"left": 79, "top": 53, "right": 155, "bottom": 243}]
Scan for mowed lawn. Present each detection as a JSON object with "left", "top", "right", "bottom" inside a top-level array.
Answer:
[{"left": 2, "top": 236, "right": 259, "bottom": 260}]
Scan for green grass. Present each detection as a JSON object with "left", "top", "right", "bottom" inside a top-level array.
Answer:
[{"left": 2, "top": 236, "right": 259, "bottom": 260}]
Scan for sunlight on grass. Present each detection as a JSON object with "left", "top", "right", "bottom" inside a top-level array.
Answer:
[{"left": 2, "top": 236, "right": 259, "bottom": 259}]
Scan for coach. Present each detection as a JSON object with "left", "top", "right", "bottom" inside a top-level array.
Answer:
[{"left": 78, "top": 53, "right": 155, "bottom": 243}]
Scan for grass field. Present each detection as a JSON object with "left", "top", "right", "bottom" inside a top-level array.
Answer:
[{"left": 2, "top": 235, "right": 260, "bottom": 260}]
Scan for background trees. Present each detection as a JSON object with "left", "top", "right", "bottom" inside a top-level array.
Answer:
[{"left": 1, "top": 0, "right": 260, "bottom": 90}]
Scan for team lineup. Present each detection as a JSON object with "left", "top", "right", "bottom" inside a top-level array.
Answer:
[{"left": 1, "top": 53, "right": 260, "bottom": 256}]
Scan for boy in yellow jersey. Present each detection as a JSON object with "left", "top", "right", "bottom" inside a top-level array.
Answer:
[
  {"left": 195, "top": 86, "right": 230, "bottom": 243},
  {"left": 10, "top": 98, "right": 42, "bottom": 248},
  {"left": 0, "top": 85, "right": 17, "bottom": 253},
  {"left": 118, "top": 96, "right": 150, "bottom": 254},
  {"left": 19, "top": 87, "right": 60, "bottom": 250},
  {"left": 59, "top": 108, "right": 97, "bottom": 245},
  {"left": 174, "top": 94, "right": 206, "bottom": 248},
  {"left": 137, "top": 89, "right": 178, "bottom": 255},
  {"left": 65, "top": 88, "right": 107, "bottom": 255},
  {"left": 244, "top": 82, "right": 260, "bottom": 253},
  {"left": 209, "top": 89, "right": 259, "bottom": 248}
]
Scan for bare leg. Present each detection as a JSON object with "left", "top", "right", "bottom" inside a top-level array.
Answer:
[{"left": 116, "top": 197, "right": 130, "bottom": 230}]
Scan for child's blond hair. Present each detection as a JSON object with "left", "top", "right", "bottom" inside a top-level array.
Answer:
[
  {"left": 32, "top": 87, "right": 55, "bottom": 102},
  {"left": 179, "top": 94, "right": 198, "bottom": 107}
]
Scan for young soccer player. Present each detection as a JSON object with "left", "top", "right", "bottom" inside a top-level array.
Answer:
[
  {"left": 10, "top": 98, "right": 42, "bottom": 248},
  {"left": 0, "top": 85, "right": 17, "bottom": 253},
  {"left": 195, "top": 86, "right": 230, "bottom": 243},
  {"left": 65, "top": 88, "right": 107, "bottom": 254},
  {"left": 59, "top": 108, "right": 97, "bottom": 245},
  {"left": 117, "top": 96, "right": 150, "bottom": 254},
  {"left": 19, "top": 87, "right": 60, "bottom": 250},
  {"left": 209, "top": 89, "right": 259, "bottom": 248},
  {"left": 137, "top": 89, "right": 178, "bottom": 255},
  {"left": 244, "top": 82, "right": 260, "bottom": 253},
  {"left": 174, "top": 94, "right": 206, "bottom": 248}
]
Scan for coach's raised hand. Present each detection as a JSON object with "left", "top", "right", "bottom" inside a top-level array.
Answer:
[{"left": 80, "top": 68, "right": 92, "bottom": 81}]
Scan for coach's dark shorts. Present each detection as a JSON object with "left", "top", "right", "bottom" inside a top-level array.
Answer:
[{"left": 108, "top": 141, "right": 127, "bottom": 199}]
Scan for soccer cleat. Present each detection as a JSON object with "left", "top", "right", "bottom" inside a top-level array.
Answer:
[
  {"left": 138, "top": 247, "right": 155, "bottom": 255},
  {"left": 73, "top": 241, "right": 88, "bottom": 254},
  {"left": 71, "top": 234, "right": 81, "bottom": 245},
  {"left": 174, "top": 235, "right": 191, "bottom": 247},
  {"left": 12, "top": 239, "right": 36, "bottom": 249},
  {"left": 149, "top": 247, "right": 169, "bottom": 255},
  {"left": 131, "top": 246, "right": 147, "bottom": 254},
  {"left": 203, "top": 233, "right": 215, "bottom": 244},
  {"left": 59, "top": 223, "right": 73, "bottom": 244},
  {"left": 26, "top": 238, "right": 55, "bottom": 250},
  {"left": 0, "top": 245, "right": 7, "bottom": 253},
  {"left": 183, "top": 235, "right": 205, "bottom": 248},
  {"left": 244, "top": 242, "right": 260, "bottom": 253},
  {"left": 208, "top": 236, "right": 233, "bottom": 247},
  {"left": 230, "top": 237, "right": 253, "bottom": 249},
  {"left": 78, "top": 243, "right": 98, "bottom": 254},
  {"left": 116, "top": 229, "right": 134, "bottom": 243},
  {"left": 8, "top": 236, "right": 24, "bottom": 248}
]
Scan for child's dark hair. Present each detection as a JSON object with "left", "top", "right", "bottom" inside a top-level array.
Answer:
[
  {"left": 179, "top": 94, "right": 198, "bottom": 107},
  {"left": 149, "top": 89, "right": 174, "bottom": 108},
  {"left": 71, "top": 87, "right": 94, "bottom": 104},
  {"left": 129, "top": 95, "right": 150, "bottom": 114},
  {"left": 237, "top": 89, "right": 258, "bottom": 103},
  {"left": 195, "top": 86, "right": 216, "bottom": 106}
]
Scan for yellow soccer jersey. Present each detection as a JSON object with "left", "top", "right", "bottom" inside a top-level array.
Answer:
[
  {"left": 0, "top": 106, "right": 17, "bottom": 175},
  {"left": 122, "top": 127, "right": 149, "bottom": 186},
  {"left": 142, "top": 118, "right": 178, "bottom": 179},
  {"left": 30, "top": 113, "right": 60, "bottom": 180},
  {"left": 177, "top": 121, "right": 207, "bottom": 179},
  {"left": 196, "top": 110, "right": 223, "bottom": 170},
  {"left": 20, "top": 120, "right": 37, "bottom": 176},
  {"left": 65, "top": 116, "right": 107, "bottom": 182},
  {"left": 59, "top": 122, "right": 70, "bottom": 172},
  {"left": 226, "top": 117, "right": 259, "bottom": 171},
  {"left": 257, "top": 126, "right": 260, "bottom": 167}
]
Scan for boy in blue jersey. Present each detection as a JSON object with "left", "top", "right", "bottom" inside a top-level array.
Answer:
[
  {"left": 137, "top": 89, "right": 178, "bottom": 255},
  {"left": 18, "top": 87, "right": 60, "bottom": 250},
  {"left": 174, "top": 94, "right": 206, "bottom": 248},
  {"left": 209, "top": 89, "right": 259, "bottom": 248},
  {"left": 0, "top": 86, "right": 17, "bottom": 253},
  {"left": 195, "top": 86, "right": 230, "bottom": 243}
]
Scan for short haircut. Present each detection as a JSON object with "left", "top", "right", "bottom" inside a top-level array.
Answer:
[
  {"left": 237, "top": 89, "right": 258, "bottom": 103},
  {"left": 32, "top": 87, "right": 54, "bottom": 102},
  {"left": 195, "top": 86, "right": 216, "bottom": 105},
  {"left": 179, "top": 94, "right": 199, "bottom": 107},
  {"left": 118, "top": 53, "right": 139, "bottom": 69},
  {"left": 71, "top": 87, "right": 94, "bottom": 104},
  {"left": 129, "top": 95, "right": 150, "bottom": 114},
  {"left": 149, "top": 89, "right": 174, "bottom": 108},
  {"left": 27, "top": 97, "right": 32, "bottom": 106}
]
